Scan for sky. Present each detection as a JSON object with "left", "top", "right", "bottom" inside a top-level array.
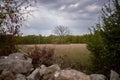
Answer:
[{"left": 21, "top": 0, "right": 108, "bottom": 36}]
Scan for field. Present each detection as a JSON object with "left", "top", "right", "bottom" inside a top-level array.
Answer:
[{"left": 18, "top": 44, "right": 91, "bottom": 72}]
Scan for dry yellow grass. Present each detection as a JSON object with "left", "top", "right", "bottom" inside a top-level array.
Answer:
[
  {"left": 18, "top": 44, "right": 91, "bottom": 69},
  {"left": 18, "top": 44, "right": 90, "bottom": 54}
]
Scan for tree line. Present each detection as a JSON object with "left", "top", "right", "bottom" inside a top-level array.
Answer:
[
  {"left": 15, "top": 34, "right": 91, "bottom": 44},
  {"left": 15, "top": 25, "right": 92, "bottom": 44}
]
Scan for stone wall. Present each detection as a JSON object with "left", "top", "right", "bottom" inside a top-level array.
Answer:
[{"left": 0, "top": 53, "right": 119, "bottom": 80}]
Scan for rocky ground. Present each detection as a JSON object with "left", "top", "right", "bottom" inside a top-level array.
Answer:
[{"left": 0, "top": 53, "right": 119, "bottom": 80}]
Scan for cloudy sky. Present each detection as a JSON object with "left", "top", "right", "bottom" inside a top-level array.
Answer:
[{"left": 21, "top": 0, "right": 108, "bottom": 36}]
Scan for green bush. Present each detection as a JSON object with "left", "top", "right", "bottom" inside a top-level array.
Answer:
[{"left": 87, "top": 0, "right": 120, "bottom": 77}]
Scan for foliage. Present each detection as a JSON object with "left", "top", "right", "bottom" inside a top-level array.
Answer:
[
  {"left": 87, "top": 0, "right": 120, "bottom": 76},
  {"left": 0, "top": 0, "right": 35, "bottom": 35},
  {"left": 101, "top": 0, "right": 120, "bottom": 74},
  {"left": 0, "top": 0, "right": 35, "bottom": 56},
  {"left": 87, "top": 24, "right": 106, "bottom": 74},
  {"left": 26, "top": 46, "right": 55, "bottom": 68},
  {"left": 15, "top": 34, "right": 91, "bottom": 44}
]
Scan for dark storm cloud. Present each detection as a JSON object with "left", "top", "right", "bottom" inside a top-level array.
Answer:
[
  {"left": 37, "top": 0, "right": 107, "bottom": 12},
  {"left": 36, "top": 0, "right": 108, "bottom": 20}
]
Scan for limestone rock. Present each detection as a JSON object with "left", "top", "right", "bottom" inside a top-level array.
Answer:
[
  {"left": 0, "top": 53, "right": 32, "bottom": 73},
  {"left": 15, "top": 74, "right": 26, "bottom": 80},
  {"left": 43, "top": 64, "right": 60, "bottom": 80},
  {"left": 27, "top": 68, "right": 41, "bottom": 80},
  {"left": 0, "top": 70, "right": 15, "bottom": 80},
  {"left": 39, "top": 65, "right": 47, "bottom": 76},
  {"left": 54, "top": 69, "right": 91, "bottom": 80},
  {"left": 90, "top": 74, "right": 106, "bottom": 80},
  {"left": 110, "top": 70, "right": 120, "bottom": 80},
  {"left": 8, "top": 53, "right": 26, "bottom": 60},
  {"left": 27, "top": 65, "right": 47, "bottom": 80},
  {"left": 42, "top": 64, "right": 90, "bottom": 80}
]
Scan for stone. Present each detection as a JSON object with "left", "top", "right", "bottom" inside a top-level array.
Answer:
[
  {"left": 43, "top": 64, "right": 60, "bottom": 80},
  {"left": 54, "top": 69, "right": 91, "bottom": 80},
  {"left": 42, "top": 64, "right": 91, "bottom": 80},
  {"left": 39, "top": 65, "right": 47, "bottom": 76},
  {"left": 27, "top": 65, "right": 47, "bottom": 80},
  {"left": 0, "top": 53, "right": 33, "bottom": 73},
  {"left": 8, "top": 53, "right": 26, "bottom": 60},
  {"left": 15, "top": 74, "right": 26, "bottom": 80},
  {"left": 90, "top": 74, "right": 106, "bottom": 80},
  {"left": 27, "top": 68, "right": 41, "bottom": 80},
  {"left": 110, "top": 70, "right": 120, "bottom": 80},
  {"left": 0, "top": 70, "right": 15, "bottom": 80}
]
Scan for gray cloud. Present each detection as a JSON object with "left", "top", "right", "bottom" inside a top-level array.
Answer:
[
  {"left": 36, "top": 0, "right": 108, "bottom": 21},
  {"left": 21, "top": 0, "right": 108, "bottom": 36}
]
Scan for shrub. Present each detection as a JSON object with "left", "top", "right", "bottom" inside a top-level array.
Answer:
[
  {"left": 87, "top": 0, "right": 120, "bottom": 77},
  {"left": 26, "top": 46, "right": 55, "bottom": 68}
]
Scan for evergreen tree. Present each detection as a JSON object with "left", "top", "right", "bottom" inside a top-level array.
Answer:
[
  {"left": 101, "top": 0, "right": 120, "bottom": 73},
  {"left": 87, "top": 0, "right": 120, "bottom": 76}
]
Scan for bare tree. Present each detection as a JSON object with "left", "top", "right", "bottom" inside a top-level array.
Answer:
[
  {"left": 0, "top": 0, "right": 36, "bottom": 55},
  {"left": 53, "top": 25, "right": 70, "bottom": 43},
  {"left": 0, "top": 0, "right": 36, "bottom": 35}
]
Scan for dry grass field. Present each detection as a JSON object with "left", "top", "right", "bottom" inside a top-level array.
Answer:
[{"left": 18, "top": 44, "right": 91, "bottom": 71}]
